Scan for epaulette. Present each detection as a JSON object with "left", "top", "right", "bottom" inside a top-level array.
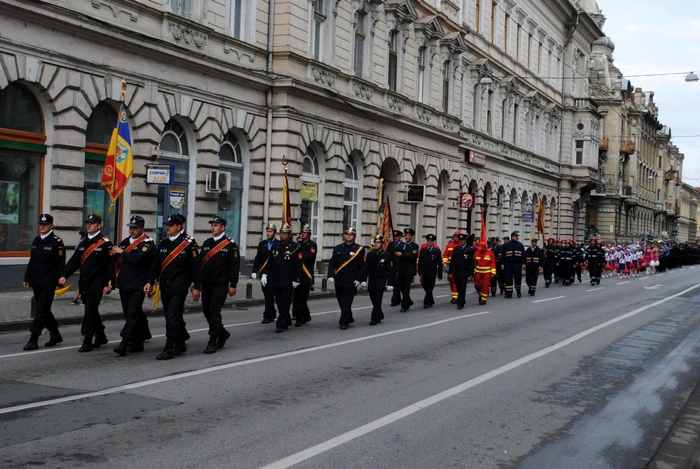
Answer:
[
  {"left": 145, "top": 237, "right": 153, "bottom": 242},
  {"left": 102, "top": 236, "right": 110, "bottom": 242},
  {"left": 54, "top": 235, "right": 62, "bottom": 242}
]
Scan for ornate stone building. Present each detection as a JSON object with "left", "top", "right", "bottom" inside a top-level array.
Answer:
[{"left": 679, "top": 183, "right": 699, "bottom": 243}]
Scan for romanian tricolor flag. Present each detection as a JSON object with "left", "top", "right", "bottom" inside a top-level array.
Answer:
[
  {"left": 378, "top": 196, "right": 393, "bottom": 251},
  {"left": 537, "top": 199, "right": 546, "bottom": 240},
  {"left": 101, "top": 94, "right": 133, "bottom": 206},
  {"left": 282, "top": 167, "right": 292, "bottom": 224}
]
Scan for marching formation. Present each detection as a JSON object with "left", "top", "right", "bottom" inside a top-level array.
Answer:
[{"left": 21, "top": 213, "right": 700, "bottom": 359}]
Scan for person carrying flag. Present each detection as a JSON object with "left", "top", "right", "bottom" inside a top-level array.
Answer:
[
  {"left": 387, "top": 230, "right": 403, "bottom": 306},
  {"left": 366, "top": 234, "right": 392, "bottom": 325},
  {"left": 327, "top": 227, "right": 366, "bottom": 330},
  {"left": 261, "top": 223, "right": 301, "bottom": 333}
]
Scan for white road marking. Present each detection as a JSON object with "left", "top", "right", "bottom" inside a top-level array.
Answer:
[
  {"left": 617, "top": 281, "right": 631, "bottom": 285},
  {"left": 643, "top": 284, "right": 664, "bottom": 290},
  {"left": 639, "top": 277, "right": 651, "bottom": 281},
  {"left": 586, "top": 287, "right": 605, "bottom": 292},
  {"left": 0, "top": 305, "right": 373, "bottom": 360},
  {"left": 531, "top": 296, "right": 566, "bottom": 304},
  {"left": 258, "top": 282, "right": 700, "bottom": 469},
  {"left": 0, "top": 311, "right": 492, "bottom": 416}
]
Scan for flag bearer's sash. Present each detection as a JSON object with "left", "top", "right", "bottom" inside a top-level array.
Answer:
[
  {"left": 200, "top": 239, "right": 232, "bottom": 270},
  {"left": 302, "top": 264, "right": 313, "bottom": 281},
  {"left": 115, "top": 235, "right": 147, "bottom": 279},
  {"left": 81, "top": 239, "right": 107, "bottom": 267},
  {"left": 160, "top": 238, "right": 192, "bottom": 275},
  {"left": 334, "top": 247, "right": 364, "bottom": 275}
]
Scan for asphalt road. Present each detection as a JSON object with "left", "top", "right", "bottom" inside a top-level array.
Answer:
[{"left": 2, "top": 267, "right": 700, "bottom": 469}]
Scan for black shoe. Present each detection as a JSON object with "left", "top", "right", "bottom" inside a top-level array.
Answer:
[
  {"left": 79, "top": 336, "right": 93, "bottom": 353},
  {"left": 517, "top": 291, "right": 522, "bottom": 298},
  {"left": 478, "top": 300, "right": 486, "bottom": 305},
  {"left": 339, "top": 325, "right": 348, "bottom": 330},
  {"left": 45, "top": 331, "right": 63, "bottom": 347},
  {"left": 113, "top": 339, "right": 129, "bottom": 356},
  {"left": 304, "top": 317, "right": 312, "bottom": 323},
  {"left": 450, "top": 299, "right": 457, "bottom": 304},
  {"left": 390, "top": 303, "right": 400, "bottom": 307},
  {"left": 261, "top": 318, "right": 271, "bottom": 324},
  {"left": 93, "top": 332, "right": 109, "bottom": 348},
  {"left": 491, "top": 292, "right": 496, "bottom": 297},
  {"left": 157, "top": 345, "right": 175, "bottom": 360},
  {"left": 174, "top": 342, "right": 187, "bottom": 355},
  {"left": 216, "top": 329, "right": 231, "bottom": 349},
  {"left": 292, "top": 315, "right": 296, "bottom": 321},
  {"left": 423, "top": 305, "right": 429, "bottom": 309},
  {"left": 400, "top": 308, "right": 407, "bottom": 313},
  {"left": 457, "top": 306, "right": 464, "bottom": 310},
  {"left": 127, "top": 342, "right": 144, "bottom": 353},
  {"left": 370, "top": 320, "right": 378, "bottom": 325},
  {"left": 505, "top": 294, "right": 512, "bottom": 299},
  {"left": 203, "top": 339, "right": 217, "bottom": 354},
  {"left": 23, "top": 336, "right": 39, "bottom": 351},
  {"left": 294, "top": 322, "right": 304, "bottom": 327},
  {"left": 275, "top": 328, "right": 285, "bottom": 333},
  {"left": 349, "top": 317, "right": 355, "bottom": 324}
]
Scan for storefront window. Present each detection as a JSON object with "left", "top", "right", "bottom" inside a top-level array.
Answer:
[
  {"left": 343, "top": 160, "right": 358, "bottom": 232},
  {"left": 301, "top": 147, "right": 320, "bottom": 242},
  {"left": 155, "top": 120, "right": 190, "bottom": 240},
  {"left": 218, "top": 132, "right": 244, "bottom": 242},
  {"left": 0, "top": 83, "right": 44, "bottom": 254}
]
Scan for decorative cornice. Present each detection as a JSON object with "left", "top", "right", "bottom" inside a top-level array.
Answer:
[
  {"left": 416, "top": 105, "right": 432, "bottom": 123},
  {"left": 168, "top": 22, "right": 207, "bottom": 48},
  {"left": 387, "top": 94, "right": 405, "bottom": 112},
  {"left": 353, "top": 82, "right": 374, "bottom": 100},
  {"left": 311, "top": 66, "right": 336, "bottom": 87}
]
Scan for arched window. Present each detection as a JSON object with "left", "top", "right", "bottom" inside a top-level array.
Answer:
[
  {"left": 218, "top": 131, "right": 245, "bottom": 243},
  {"left": 0, "top": 83, "right": 45, "bottom": 255},
  {"left": 343, "top": 158, "right": 359, "bottom": 233},
  {"left": 84, "top": 102, "right": 119, "bottom": 241},
  {"left": 301, "top": 146, "right": 322, "bottom": 243},
  {"left": 156, "top": 119, "right": 191, "bottom": 239}
]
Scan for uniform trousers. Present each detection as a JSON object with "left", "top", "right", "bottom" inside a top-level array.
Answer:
[
  {"left": 490, "top": 274, "right": 498, "bottom": 295},
  {"left": 119, "top": 289, "right": 151, "bottom": 343},
  {"left": 202, "top": 284, "right": 228, "bottom": 337},
  {"left": 448, "top": 273, "right": 458, "bottom": 300},
  {"left": 368, "top": 289, "right": 385, "bottom": 322},
  {"left": 473, "top": 273, "right": 491, "bottom": 304},
  {"left": 422, "top": 274, "right": 436, "bottom": 307},
  {"left": 390, "top": 273, "right": 402, "bottom": 305},
  {"left": 588, "top": 259, "right": 601, "bottom": 282},
  {"left": 261, "top": 284, "right": 277, "bottom": 320},
  {"left": 398, "top": 274, "right": 414, "bottom": 309},
  {"left": 455, "top": 277, "right": 468, "bottom": 307},
  {"left": 29, "top": 285, "right": 59, "bottom": 336},
  {"left": 504, "top": 264, "right": 522, "bottom": 296},
  {"left": 161, "top": 292, "right": 189, "bottom": 341},
  {"left": 497, "top": 267, "right": 506, "bottom": 293},
  {"left": 574, "top": 264, "right": 582, "bottom": 282},
  {"left": 336, "top": 286, "right": 356, "bottom": 326},
  {"left": 273, "top": 286, "right": 293, "bottom": 330},
  {"left": 562, "top": 263, "right": 574, "bottom": 285},
  {"left": 80, "top": 290, "right": 105, "bottom": 338},
  {"left": 525, "top": 268, "right": 539, "bottom": 294},
  {"left": 543, "top": 261, "right": 555, "bottom": 285},
  {"left": 292, "top": 283, "right": 312, "bottom": 323}
]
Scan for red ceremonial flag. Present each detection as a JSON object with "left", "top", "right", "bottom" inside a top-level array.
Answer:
[
  {"left": 480, "top": 210, "right": 487, "bottom": 241},
  {"left": 378, "top": 197, "right": 393, "bottom": 251},
  {"left": 537, "top": 199, "right": 546, "bottom": 244},
  {"left": 101, "top": 82, "right": 132, "bottom": 210},
  {"left": 282, "top": 168, "right": 292, "bottom": 225}
]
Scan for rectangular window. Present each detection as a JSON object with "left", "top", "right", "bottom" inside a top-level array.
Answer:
[
  {"left": 556, "top": 57, "right": 561, "bottom": 88},
  {"left": 501, "top": 99, "right": 507, "bottom": 140},
  {"left": 473, "top": 85, "right": 480, "bottom": 129},
  {"left": 475, "top": 0, "right": 480, "bottom": 33},
  {"left": 504, "top": 14, "right": 510, "bottom": 52},
  {"left": 171, "top": 0, "right": 192, "bottom": 17},
  {"left": 388, "top": 31, "right": 399, "bottom": 91},
  {"left": 575, "top": 140, "right": 584, "bottom": 165},
  {"left": 527, "top": 34, "right": 532, "bottom": 69},
  {"left": 0, "top": 152, "right": 42, "bottom": 254},
  {"left": 513, "top": 103, "right": 519, "bottom": 143},
  {"left": 354, "top": 12, "right": 366, "bottom": 76},
  {"left": 491, "top": 2, "right": 497, "bottom": 42},
  {"left": 658, "top": 155, "right": 663, "bottom": 169},
  {"left": 534, "top": 115, "right": 541, "bottom": 153},
  {"left": 443, "top": 61, "right": 451, "bottom": 113},
  {"left": 486, "top": 89, "right": 493, "bottom": 135},
  {"left": 547, "top": 50, "right": 553, "bottom": 83},
  {"left": 417, "top": 47, "right": 426, "bottom": 103},
  {"left": 538, "top": 41, "right": 543, "bottom": 74},
  {"left": 230, "top": 0, "right": 242, "bottom": 39},
  {"left": 516, "top": 24, "right": 521, "bottom": 60},
  {"left": 313, "top": 0, "right": 326, "bottom": 61}
]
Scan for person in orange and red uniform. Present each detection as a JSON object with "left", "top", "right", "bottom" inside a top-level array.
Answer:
[{"left": 473, "top": 242, "right": 497, "bottom": 305}]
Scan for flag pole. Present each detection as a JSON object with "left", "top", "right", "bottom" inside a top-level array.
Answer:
[{"left": 377, "top": 177, "right": 384, "bottom": 231}]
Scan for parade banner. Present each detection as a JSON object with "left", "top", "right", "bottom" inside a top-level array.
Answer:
[{"left": 101, "top": 80, "right": 133, "bottom": 210}]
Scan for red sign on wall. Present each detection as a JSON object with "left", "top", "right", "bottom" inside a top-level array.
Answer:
[
  {"left": 467, "top": 150, "right": 487, "bottom": 167},
  {"left": 459, "top": 193, "right": 475, "bottom": 209}
]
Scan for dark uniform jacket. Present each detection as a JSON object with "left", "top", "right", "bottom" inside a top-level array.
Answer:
[
  {"left": 263, "top": 239, "right": 301, "bottom": 288},
  {"left": 586, "top": 244, "right": 605, "bottom": 263},
  {"left": 327, "top": 242, "right": 366, "bottom": 287},
  {"left": 524, "top": 247, "right": 544, "bottom": 270},
  {"left": 418, "top": 245, "right": 443, "bottom": 279},
  {"left": 64, "top": 233, "right": 114, "bottom": 293},
  {"left": 366, "top": 249, "right": 391, "bottom": 292},
  {"left": 386, "top": 240, "right": 402, "bottom": 286},
  {"left": 449, "top": 244, "right": 474, "bottom": 279},
  {"left": 560, "top": 246, "right": 574, "bottom": 263},
  {"left": 396, "top": 241, "right": 419, "bottom": 276},
  {"left": 148, "top": 232, "right": 199, "bottom": 296},
  {"left": 298, "top": 239, "right": 318, "bottom": 285},
  {"left": 253, "top": 238, "right": 278, "bottom": 276},
  {"left": 25, "top": 231, "right": 65, "bottom": 287},
  {"left": 503, "top": 241, "right": 525, "bottom": 265},
  {"left": 545, "top": 243, "right": 557, "bottom": 264},
  {"left": 114, "top": 235, "right": 156, "bottom": 291},
  {"left": 195, "top": 235, "right": 240, "bottom": 289}
]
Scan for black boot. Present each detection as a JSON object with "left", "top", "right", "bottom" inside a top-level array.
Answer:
[
  {"left": 157, "top": 340, "right": 176, "bottom": 360},
  {"left": 79, "top": 335, "right": 94, "bottom": 353},
  {"left": 173, "top": 341, "right": 187, "bottom": 356},
  {"left": 23, "top": 335, "right": 39, "bottom": 351},
  {"left": 517, "top": 291, "right": 522, "bottom": 298},
  {"left": 45, "top": 330, "right": 63, "bottom": 347},
  {"left": 216, "top": 328, "right": 231, "bottom": 349},
  {"left": 203, "top": 337, "right": 217, "bottom": 354},
  {"left": 113, "top": 339, "right": 129, "bottom": 356},
  {"left": 93, "top": 331, "right": 109, "bottom": 348},
  {"left": 127, "top": 342, "right": 145, "bottom": 353}
]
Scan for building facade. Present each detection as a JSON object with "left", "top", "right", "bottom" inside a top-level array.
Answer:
[
  {"left": 679, "top": 183, "right": 699, "bottom": 243},
  {"left": 0, "top": 0, "right": 683, "bottom": 290}
]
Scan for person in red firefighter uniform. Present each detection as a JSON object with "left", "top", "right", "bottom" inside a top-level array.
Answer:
[
  {"left": 442, "top": 231, "right": 461, "bottom": 304},
  {"left": 473, "top": 242, "right": 497, "bottom": 305}
]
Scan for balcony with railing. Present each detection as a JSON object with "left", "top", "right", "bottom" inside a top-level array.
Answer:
[{"left": 574, "top": 98, "right": 599, "bottom": 112}]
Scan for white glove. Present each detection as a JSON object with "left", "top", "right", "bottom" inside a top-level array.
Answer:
[
  {"left": 261, "top": 274, "right": 268, "bottom": 287},
  {"left": 387, "top": 285, "right": 394, "bottom": 292},
  {"left": 361, "top": 282, "right": 367, "bottom": 288},
  {"left": 328, "top": 277, "right": 334, "bottom": 283},
  {"left": 292, "top": 281, "right": 300, "bottom": 289},
  {"left": 353, "top": 280, "right": 360, "bottom": 288},
  {"left": 251, "top": 273, "right": 257, "bottom": 280}
]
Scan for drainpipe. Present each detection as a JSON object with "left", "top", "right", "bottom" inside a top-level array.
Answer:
[{"left": 263, "top": 0, "right": 276, "bottom": 229}]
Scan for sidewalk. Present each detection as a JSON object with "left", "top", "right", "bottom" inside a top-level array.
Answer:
[{"left": 0, "top": 277, "right": 450, "bottom": 331}]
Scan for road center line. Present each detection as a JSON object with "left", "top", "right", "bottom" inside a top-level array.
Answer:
[
  {"left": 258, "top": 282, "right": 700, "bottom": 469},
  {"left": 0, "top": 311, "right": 492, "bottom": 416},
  {"left": 586, "top": 287, "right": 605, "bottom": 292},
  {"left": 617, "top": 281, "right": 630, "bottom": 285},
  {"left": 639, "top": 277, "right": 651, "bottom": 281},
  {"left": 532, "top": 296, "right": 565, "bottom": 304}
]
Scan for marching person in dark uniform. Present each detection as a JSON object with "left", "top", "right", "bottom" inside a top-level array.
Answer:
[
  {"left": 261, "top": 223, "right": 301, "bottom": 333},
  {"left": 418, "top": 234, "right": 443, "bottom": 308},
  {"left": 327, "top": 227, "right": 366, "bottom": 330},
  {"left": 252, "top": 223, "right": 279, "bottom": 324},
  {"left": 586, "top": 237, "right": 604, "bottom": 285},
  {"left": 109, "top": 215, "right": 155, "bottom": 356},
  {"left": 449, "top": 233, "right": 474, "bottom": 310},
  {"left": 543, "top": 238, "right": 556, "bottom": 288},
  {"left": 496, "top": 236, "right": 509, "bottom": 294},
  {"left": 22, "top": 214, "right": 66, "bottom": 351},
  {"left": 366, "top": 234, "right": 391, "bottom": 325},
  {"left": 554, "top": 239, "right": 564, "bottom": 283},
  {"left": 60, "top": 213, "right": 113, "bottom": 352},
  {"left": 293, "top": 223, "right": 317, "bottom": 327},
  {"left": 560, "top": 239, "right": 574, "bottom": 286},
  {"left": 488, "top": 238, "right": 499, "bottom": 297},
  {"left": 194, "top": 216, "right": 239, "bottom": 353},
  {"left": 144, "top": 214, "right": 198, "bottom": 360},
  {"left": 502, "top": 231, "right": 525, "bottom": 298},
  {"left": 396, "top": 228, "right": 419, "bottom": 312},
  {"left": 524, "top": 239, "right": 544, "bottom": 296},
  {"left": 573, "top": 242, "right": 584, "bottom": 283},
  {"left": 387, "top": 230, "right": 403, "bottom": 306}
]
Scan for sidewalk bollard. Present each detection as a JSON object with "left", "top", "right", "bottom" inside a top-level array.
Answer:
[
  {"left": 30, "top": 296, "right": 36, "bottom": 319},
  {"left": 246, "top": 282, "right": 253, "bottom": 299},
  {"left": 322, "top": 278, "right": 327, "bottom": 292}
]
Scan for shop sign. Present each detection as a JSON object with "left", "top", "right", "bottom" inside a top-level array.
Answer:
[
  {"left": 301, "top": 181, "right": 318, "bottom": 201},
  {"left": 467, "top": 150, "right": 487, "bottom": 167},
  {"left": 522, "top": 212, "right": 534, "bottom": 223},
  {"left": 407, "top": 184, "right": 425, "bottom": 203},
  {"left": 169, "top": 187, "right": 186, "bottom": 209},
  {"left": 459, "top": 192, "right": 475, "bottom": 209},
  {"left": 146, "top": 164, "right": 175, "bottom": 185}
]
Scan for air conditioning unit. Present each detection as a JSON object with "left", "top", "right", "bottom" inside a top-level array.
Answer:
[{"left": 205, "top": 170, "right": 231, "bottom": 193}]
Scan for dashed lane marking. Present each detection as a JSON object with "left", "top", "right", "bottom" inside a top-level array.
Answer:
[{"left": 532, "top": 296, "right": 566, "bottom": 304}]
